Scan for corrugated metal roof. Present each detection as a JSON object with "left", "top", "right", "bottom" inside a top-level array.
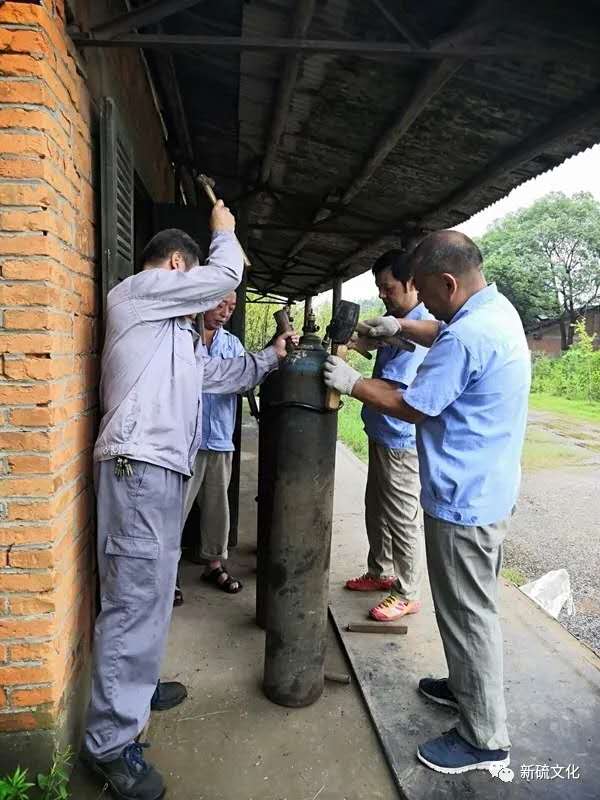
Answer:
[{"left": 141, "top": 0, "right": 600, "bottom": 297}]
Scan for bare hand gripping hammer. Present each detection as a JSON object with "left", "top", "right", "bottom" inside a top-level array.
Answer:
[{"left": 196, "top": 173, "right": 252, "bottom": 269}]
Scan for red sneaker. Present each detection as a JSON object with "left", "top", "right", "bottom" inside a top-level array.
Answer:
[
  {"left": 345, "top": 573, "right": 396, "bottom": 592},
  {"left": 369, "top": 594, "right": 421, "bottom": 621}
]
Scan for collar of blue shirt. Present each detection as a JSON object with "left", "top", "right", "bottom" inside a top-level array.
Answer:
[{"left": 449, "top": 283, "right": 498, "bottom": 326}]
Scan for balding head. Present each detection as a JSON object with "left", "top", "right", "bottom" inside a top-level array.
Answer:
[
  {"left": 408, "top": 230, "right": 486, "bottom": 322},
  {"left": 411, "top": 230, "right": 483, "bottom": 277}
]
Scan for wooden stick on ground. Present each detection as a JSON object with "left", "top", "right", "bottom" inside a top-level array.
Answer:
[{"left": 346, "top": 622, "right": 408, "bottom": 635}]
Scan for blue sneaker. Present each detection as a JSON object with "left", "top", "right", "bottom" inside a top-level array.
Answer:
[
  {"left": 418, "top": 677, "right": 459, "bottom": 710},
  {"left": 417, "top": 728, "right": 510, "bottom": 774}
]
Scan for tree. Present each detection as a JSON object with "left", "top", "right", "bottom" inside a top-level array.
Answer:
[{"left": 478, "top": 192, "right": 600, "bottom": 349}]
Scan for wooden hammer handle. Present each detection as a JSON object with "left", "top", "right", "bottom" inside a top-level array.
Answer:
[
  {"left": 196, "top": 176, "right": 252, "bottom": 269},
  {"left": 325, "top": 343, "right": 348, "bottom": 411}
]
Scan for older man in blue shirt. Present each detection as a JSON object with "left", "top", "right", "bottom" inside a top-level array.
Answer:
[
  {"left": 345, "top": 250, "right": 433, "bottom": 623},
  {"left": 181, "top": 291, "right": 246, "bottom": 595},
  {"left": 323, "top": 230, "right": 531, "bottom": 776}
]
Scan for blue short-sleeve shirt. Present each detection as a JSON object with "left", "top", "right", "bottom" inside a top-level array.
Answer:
[
  {"left": 200, "top": 328, "right": 245, "bottom": 452},
  {"left": 361, "top": 302, "right": 433, "bottom": 450},
  {"left": 403, "top": 284, "right": 531, "bottom": 526}
]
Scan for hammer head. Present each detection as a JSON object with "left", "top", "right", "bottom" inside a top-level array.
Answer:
[
  {"left": 197, "top": 173, "right": 215, "bottom": 189},
  {"left": 326, "top": 300, "right": 360, "bottom": 345}
]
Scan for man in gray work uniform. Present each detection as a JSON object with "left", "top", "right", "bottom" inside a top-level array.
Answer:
[{"left": 82, "top": 202, "right": 294, "bottom": 800}]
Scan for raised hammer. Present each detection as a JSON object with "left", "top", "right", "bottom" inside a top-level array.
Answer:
[{"left": 196, "top": 173, "right": 252, "bottom": 269}]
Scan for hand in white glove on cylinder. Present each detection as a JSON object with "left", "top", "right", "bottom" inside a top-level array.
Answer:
[
  {"left": 323, "top": 356, "right": 362, "bottom": 396},
  {"left": 362, "top": 316, "right": 402, "bottom": 338}
]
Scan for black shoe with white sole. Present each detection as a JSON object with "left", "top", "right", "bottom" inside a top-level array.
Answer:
[
  {"left": 81, "top": 742, "right": 165, "bottom": 800},
  {"left": 417, "top": 728, "right": 510, "bottom": 775},
  {"left": 418, "top": 677, "right": 459, "bottom": 710}
]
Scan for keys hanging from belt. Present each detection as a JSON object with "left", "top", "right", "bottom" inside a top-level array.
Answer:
[{"left": 114, "top": 456, "right": 133, "bottom": 480}]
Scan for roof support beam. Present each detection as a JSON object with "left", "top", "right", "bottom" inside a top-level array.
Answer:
[
  {"left": 71, "top": 34, "right": 563, "bottom": 60},
  {"left": 260, "top": 0, "right": 317, "bottom": 186},
  {"left": 91, "top": 0, "right": 206, "bottom": 38},
  {"left": 328, "top": 84, "right": 600, "bottom": 277},
  {"left": 281, "top": 1, "right": 496, "bottom": 264},
  {"left": 369, "top": 0, "right": 428, "bottom": 49}
]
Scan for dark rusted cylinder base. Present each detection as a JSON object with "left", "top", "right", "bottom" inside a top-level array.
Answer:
[
  {"left": 262, "top": 339, "right": 337, "bottom": 707},
  {"left": 255, "top": 380, "right": 278, "bottom": 629}
]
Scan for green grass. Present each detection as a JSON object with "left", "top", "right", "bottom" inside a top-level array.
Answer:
[
  {"left": 337, "top": 389, "right": 600, "bottom": 468},
  {"left": 501, "top": 567, "right": 527, "bottom": 587},
  {"left": 529, "top": 392, "right": 600, "bottom": 423},
  {"left": 338, "top": 395, "right": 369, "bottom": 461}
]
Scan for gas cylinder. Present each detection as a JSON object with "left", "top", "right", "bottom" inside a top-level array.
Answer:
[{"left": 259, "top": 327, "right": 338, "bottom": 707}]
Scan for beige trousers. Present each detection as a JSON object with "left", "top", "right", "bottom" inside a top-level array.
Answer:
[
  {"left": 365, "top": 440, "right": 423, "bottom": 602},
  {"left": 183, "top": 450, "right": 233, "bottom": 561}
]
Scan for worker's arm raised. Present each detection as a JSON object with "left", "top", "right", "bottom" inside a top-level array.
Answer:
[
  {"left": 362, "top": 316, "right": 442, "bottom": 348},
  {"left": 133, "top": 201, "right": 243, "bottom": 321}
]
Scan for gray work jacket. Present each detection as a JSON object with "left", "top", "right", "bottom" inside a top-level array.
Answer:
[{"left": 93, "top": 232, "right": 278, "bottom": 476}]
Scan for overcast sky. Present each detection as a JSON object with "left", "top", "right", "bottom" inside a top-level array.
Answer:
[{"left": 336, "top": 141, "right": 600, "bottom": 302}]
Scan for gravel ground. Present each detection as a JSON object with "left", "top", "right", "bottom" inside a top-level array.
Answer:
[{"left": 505, "top": 410, "right": 600, "bottom": 655}]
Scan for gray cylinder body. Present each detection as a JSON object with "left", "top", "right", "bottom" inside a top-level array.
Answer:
[{"left": 261, "top": 338, "right": 338, "bottom": 707}]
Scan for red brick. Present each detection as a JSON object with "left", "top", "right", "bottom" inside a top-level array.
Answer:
[
  {"left": 9, "top": 641, "right": 54, "bottom": 663},
  {"left": 0, "top": 646, "right": 6, "bottom": 664},
  {"left": 0, "top": 525, "right": 54, "bottom": 547},
  {"left": 3, "top": 310, "right": 51, "bottom": 331},
  {"left": 0, "top": 131, "right": 48, "bottom": 158},
  {"left": 0, "top": 687, "right": 6, "bottom": 708},
  {"left": 0, "top": 711, "right": 53, "bottom": 731},
  {"left": 0, "top": 475, "right": 54, "bottom": 497},
  {"left": 0, "top": 182, "right": 56, "bottom": 209},
  {"left": 8, "top": 548, "right": 54, "bottom": 569},
  {"left": 0, "top": 572, "right": 54, "bottom": 593},
  {"left": 9, "top": 596, "right": 55, "bottom": 616},
  {"left": 6, "top": 501, "right": 52, "bottom": 522},
  {"left": 0, "top": 664, "right": 52, "bottom": 685},
  {"left": 0, "top": 4, "right": 45, "bottom": 24},
  {"left": 0, "top": 430, "right": 54, "bottom": 451},
  {"left": 0, "top": 383, "right": 55, "bottom": 405},
  {"left": 8, "top": 407, "right": 56, "bottom": 427},
  {"left": 8, "top": 454, "right": 52, "bottom": 474},
  {"left": 10, "top": 686, "right": 55, "bottom": 708},
  {"left": 0, "top": 28, "right": 49, "bottom": 57},
  {"left": 0, "top": 616, "right": 53, "bottom": 640},
  {"left": 0, "top": 283, "right": 52, "bottom": 305},
  {"left": 0, "top": 332, "right": 56, "bottom": 354}
]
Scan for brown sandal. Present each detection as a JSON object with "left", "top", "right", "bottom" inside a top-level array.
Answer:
[{"left": 202, "top": 566, "right": 243, "bottom": 594}]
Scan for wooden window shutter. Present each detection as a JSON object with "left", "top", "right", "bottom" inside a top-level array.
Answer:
[{"left": 100, "top": 97, "right": 134, "bottom": 313}]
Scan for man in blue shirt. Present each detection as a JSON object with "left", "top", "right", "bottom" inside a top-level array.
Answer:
[
  {"left": 182, "top": 291, "right": 246, "bottom": 595},
  {"left": 323, "top": 231, "right": 531, "bottom": 776},
  {"left": 345, "top": 251, "right": 433, "bottom": 623}
]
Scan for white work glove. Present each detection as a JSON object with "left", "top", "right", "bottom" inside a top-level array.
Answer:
[
  {"left": 362, "top": 316, "right": 402, "bottom": 338},
  {"left": 323, "top": 356, "right": 362, "bottom": 396}
]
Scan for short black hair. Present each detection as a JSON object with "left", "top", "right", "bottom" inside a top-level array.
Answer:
[
  {"left": 141, "top": 228, "right": 201, "bottom": 269},
  {"left": 411, "top": 231, "right": 483, "bottom": 276},
  {"left": 371, "top": 249, "right": 413, "bottom": 286}
]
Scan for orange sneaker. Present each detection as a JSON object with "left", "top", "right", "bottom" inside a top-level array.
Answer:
[
  {"left": 345, "top": 573, "right": 396, "bottom": 592},
  {"left": 369, "top": 594, "right": 422, "bottom": 621}
]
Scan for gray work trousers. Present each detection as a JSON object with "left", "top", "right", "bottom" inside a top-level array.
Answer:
[
  {"left": 424, "top": 512, "right": 511, "bottom": 751},
  {"left": 84, "top": 459, "right": 185, "bottom": 761},
  {"left": 365, "top": 441, "right": 423, "bottom": 602},
  {"left": 182, "top": 450, "right": 233, "bottom": 561}
]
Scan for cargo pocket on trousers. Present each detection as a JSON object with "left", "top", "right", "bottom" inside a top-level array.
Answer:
[{"left": 103, "top": 534, "right": 159, "bottom": 605}]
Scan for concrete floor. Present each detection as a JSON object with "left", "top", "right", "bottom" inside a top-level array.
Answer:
[
  {"left": 71, "top": 415, "right": 600, "bottom": 799},
  {"left": 71, "top": 417, "right": 397, "bottom": 799}
]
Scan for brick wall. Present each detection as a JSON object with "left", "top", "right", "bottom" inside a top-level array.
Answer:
[{"left": 0, "top": 0, "right": 173, "bottom": 765}]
